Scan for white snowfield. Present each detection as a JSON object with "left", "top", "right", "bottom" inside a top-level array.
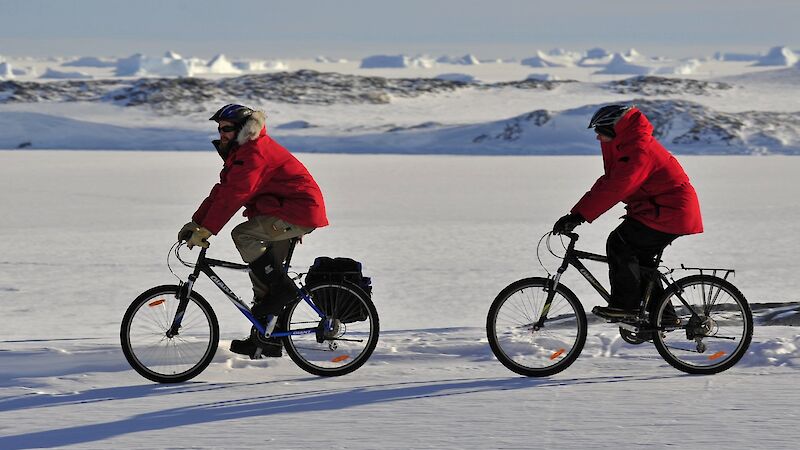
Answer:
[
  {"left": 1, "top": 152, "right": 798, "bottom": 449},
  {"left": 1, "top": 45, "right": 799, "bottom": 154}
]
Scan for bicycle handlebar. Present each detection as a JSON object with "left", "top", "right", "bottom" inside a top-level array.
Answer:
[{"left": 552, "top": 231, "right": 579, "bottom": 241}]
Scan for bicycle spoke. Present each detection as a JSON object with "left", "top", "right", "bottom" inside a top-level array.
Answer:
[
  {"left": 653, "top": 275, "right": 752, "bottom": 375},
  {"left": 488, "top": 279, "right": 586, "bottom": 377},
  {"left": 283, "top": 283, "right": 378, "bottom": 376},
  {"left": 122, "top": 287, "right": 218, "bottom": 383}
]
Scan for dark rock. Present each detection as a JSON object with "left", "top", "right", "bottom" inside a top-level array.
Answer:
[{"left": 608, "top": 76, "right": 733, "bottom": 96}]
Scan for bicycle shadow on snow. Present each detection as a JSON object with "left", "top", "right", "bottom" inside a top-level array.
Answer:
[{"left": 0, "top": 373, "right": 678, "bottom": 449}]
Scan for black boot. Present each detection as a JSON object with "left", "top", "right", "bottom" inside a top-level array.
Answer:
[
  {"left": 230, "top": 322, "right": 282, "bottom": 359},
  {"left": 230, "top": 335, "right": 282, "bottom": 359}
]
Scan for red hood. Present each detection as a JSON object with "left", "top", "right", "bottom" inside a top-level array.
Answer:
[{"left": 614, "top": 107, "right": 653, "bottom": 144}]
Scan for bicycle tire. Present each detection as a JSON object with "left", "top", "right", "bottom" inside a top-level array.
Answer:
[
  {"left": 487, "top": 277, "right": 587, "bottom": 377},
  {"left": 280, "top": 281, "right": 379, "bottom": 377},
  {"left": 121, "top": 285, "right": 219, "bottom": 383},
  {"left": 652, "top": 275, "right": 753, "bottom": 375}
]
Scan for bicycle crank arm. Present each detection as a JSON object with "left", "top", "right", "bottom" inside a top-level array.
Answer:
[{"left": 618, "top": 322, "right": 640, "bottom": 334}]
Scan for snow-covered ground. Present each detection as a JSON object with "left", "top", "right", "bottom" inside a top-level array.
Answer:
[
  {"left": 2, "top": 46, "right": 800, "bottom": 154},
  {"left": 1, "top": 151, "right": 798, "bottom": 449}
]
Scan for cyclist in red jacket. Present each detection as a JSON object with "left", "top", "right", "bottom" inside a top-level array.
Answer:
[
  {"left": 179, "top": 104, "right": 328, "bottom": 357},
  {"left": 553, "top": 105, "right": 703, "bottom": 320}
]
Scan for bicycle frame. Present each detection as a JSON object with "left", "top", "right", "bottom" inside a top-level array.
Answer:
[
  {"left": 536, "top": 232, "right": 676, "bottom": 328},
  {"left": 166, "top": 244, "right": 328, "bottom": 339}
]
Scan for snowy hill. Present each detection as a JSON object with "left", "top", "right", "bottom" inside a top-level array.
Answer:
[
  {"left": 3, "top": 99, "right": 798, "bottom": 154},
  {"left": 283, "top": 100, "right": 800, "bottom": 155},
  {"left": 0, "top": 50, "right": 799, "bottom": 154},
  {"left": 0, "top": 70, "right": 473, "bottom": 109}
]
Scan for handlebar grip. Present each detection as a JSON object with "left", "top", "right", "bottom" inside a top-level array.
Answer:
[{"left": 179, "top": 230, "right": 193, "bottom": 241}]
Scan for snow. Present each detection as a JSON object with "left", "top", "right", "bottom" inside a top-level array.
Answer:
[
  {"left": 314, "top": 56, "right": 348, "bottom": 64},
  {"left": 114, "top": 52, "right": 246, "bottom": 77},
  {"left": 360, "top": 54, "right": 435, "bottom": 69},
  {"left": 39, "top": 68, "right": 93, "bottom": 79},
  {"left": 6, "top": 95, "right": 797, "bottom": 154},
  {"left": 526, "top": 73, "right": 560, "bottom": 81},
  {"left": 585, "top": 47, "right": 611, "bottom": 59},
  {"left": 233, "top": 60, "right": 289, "bottom": 71},
  {"left": 624, "top": 48, "right": 645, "bottom": 61},
  {"left": 275, "top": 120, "right": 315, "bottom": 130},
  {"left": 1, "top": 151, "right": 799, "bottom": 449},
  {"left": 0, "top": 62, "right": 13, "bottom": 79},
  {"left": 1, "top": 41, "right": 800, "bottom": 448},
  {"left": 115, "top": 53, "right": 196, "bottom": 77},
  {"left": 714, "top": 51, "right": 761, "bottom": 62},
  {"left": 206, "top": 54, "right": 241, "bottom": 74},
  {"left": 436, "top": 54, "right": 481, "bottom": 65},
  {"left": 434, "top": 72, "right": 475, "bottom": 82},
  {"left": 360, "top": 54, "right": 408, "bottom": 68},
  {"left": 520, "top": 50, "right": 568, "bottom": 67},
  {"left": 655, "top": 58, "right": 702, "bottom": 75},
  {"left": 62, "top": 56, "right": 117, "bottom": 68},
  {"left": 594, "top": 53, "right": 655, "bottom": 75},
  {"left": 754, "top": 46, "right": 799, "bottom": 66}
]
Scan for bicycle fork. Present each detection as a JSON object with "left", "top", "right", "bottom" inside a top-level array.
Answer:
[
  {"left": 534, "top": 263, "right": 569, "bottom": 330},
  {"left": 166, "top": 275, "right": 197, "bottom": 338}
]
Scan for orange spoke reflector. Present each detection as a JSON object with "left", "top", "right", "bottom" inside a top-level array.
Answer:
[
  {"left": 148, "top": 299, "right": 166, "bottom": 307},
  {"left": 550, "top": 349, "right": 566, "bottom": 360},
  {"left": 708, "top": 351, "right": 726, "bottom": 360},
  {"left": 331, "top": 355, "right": 350, "bottom": 363}
]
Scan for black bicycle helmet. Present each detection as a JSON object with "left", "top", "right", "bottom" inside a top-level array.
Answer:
[
  {"left": 209, "top": 104, "right": 254, "bottom": 126},
  {"left": 588, "top": 104, "right": 633, "bottom": 138}
]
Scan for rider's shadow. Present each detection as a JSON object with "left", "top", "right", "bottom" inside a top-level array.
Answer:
[{"left": 0, "top": 374, "right": 675, "bottom": 449}]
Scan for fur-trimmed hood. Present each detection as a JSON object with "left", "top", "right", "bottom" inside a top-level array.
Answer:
[{"left": 237, "top": 110, "right": 267, "bottom": 145}]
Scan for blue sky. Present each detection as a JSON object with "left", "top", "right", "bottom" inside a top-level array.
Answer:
[{"left": 0, "top": 0, "right": 797, "bottom": 58}]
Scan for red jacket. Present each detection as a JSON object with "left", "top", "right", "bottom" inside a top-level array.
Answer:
[
  {"left": 193, "top": 123, "right": 328, "bottom": 235},
  {"left": 572, "top": 108, "right": 703, "bottom": 235}
]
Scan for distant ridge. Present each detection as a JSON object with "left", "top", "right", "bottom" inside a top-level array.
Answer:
[{"left": 2, "top": 100, "right": 798, "bottom": 154}]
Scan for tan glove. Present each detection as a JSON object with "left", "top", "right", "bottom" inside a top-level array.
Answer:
[
  {"left": 178, "top": 221, "right": 212, "bottom": 248},
  {"left": 178, "top": 221, "right": 200, "bottom": 242},
  {"left": 187, "top": 227, "right": 212, "bottom": 249}
]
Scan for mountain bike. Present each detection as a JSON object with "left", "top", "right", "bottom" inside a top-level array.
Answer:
[
  {"left": 121, "top": 238, "right": 379, "bottom": 383},
  {"left": 487, "top": 232, "right": 752, "bottom": 377}
]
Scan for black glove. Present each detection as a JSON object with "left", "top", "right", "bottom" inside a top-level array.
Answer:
[{"left": 552, "top": 213, "right": 585, "bottom": 234}]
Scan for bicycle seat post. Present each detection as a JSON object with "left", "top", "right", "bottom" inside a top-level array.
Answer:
[{"left": 284, "top": 238, "right": 299, "bottom": 271}]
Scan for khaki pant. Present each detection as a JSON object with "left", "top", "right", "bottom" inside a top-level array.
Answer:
[{"left": 231, "top": 216, "right": 314, "bottom": 299}]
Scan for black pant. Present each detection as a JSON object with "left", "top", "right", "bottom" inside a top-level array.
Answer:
[{"left": 606, "top": 219, "right": 679, "bottom": 310}]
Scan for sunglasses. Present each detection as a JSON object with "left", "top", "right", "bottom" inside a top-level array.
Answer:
[{"left": 217, "top": 125, "right": 238, "bottom": 133}]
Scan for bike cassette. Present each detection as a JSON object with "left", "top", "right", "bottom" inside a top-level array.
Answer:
[{"left": 315, "top": 318, "right": 343, "bottom": 343}]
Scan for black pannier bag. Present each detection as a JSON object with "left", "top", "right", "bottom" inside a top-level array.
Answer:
[{"left": 305, "top": 257, "right": 372, "bottom": 323}]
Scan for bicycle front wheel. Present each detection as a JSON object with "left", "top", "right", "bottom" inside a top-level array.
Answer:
[
  {"left": 121, "top": 285, "right": 219, "bottom": 383},
  {"left": 487, "top": 277, "right": 587, "bottom": 377},
  {"left": 281, "top": 281, "right": 379, "bottom": 377},
  {"left": 652, "top": 275, "right": 753, "bottom": 375}
]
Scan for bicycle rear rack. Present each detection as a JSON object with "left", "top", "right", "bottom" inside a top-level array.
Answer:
[{"left": 679, "top": 264, "right": 735, "bottom": 281}]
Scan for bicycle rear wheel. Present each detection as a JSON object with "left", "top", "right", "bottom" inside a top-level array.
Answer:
[
  {"left": 121, "top": 285, "right": 219, "bottom": 383},
  {"left": 652, "top": 275, "right": 752, "bottom": 375},
  {"left": 281, "top": 281, "right": 379, "bottom": 377},
  {"left": 487, "top": 277, "right": 587, "bottom": 377}
]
